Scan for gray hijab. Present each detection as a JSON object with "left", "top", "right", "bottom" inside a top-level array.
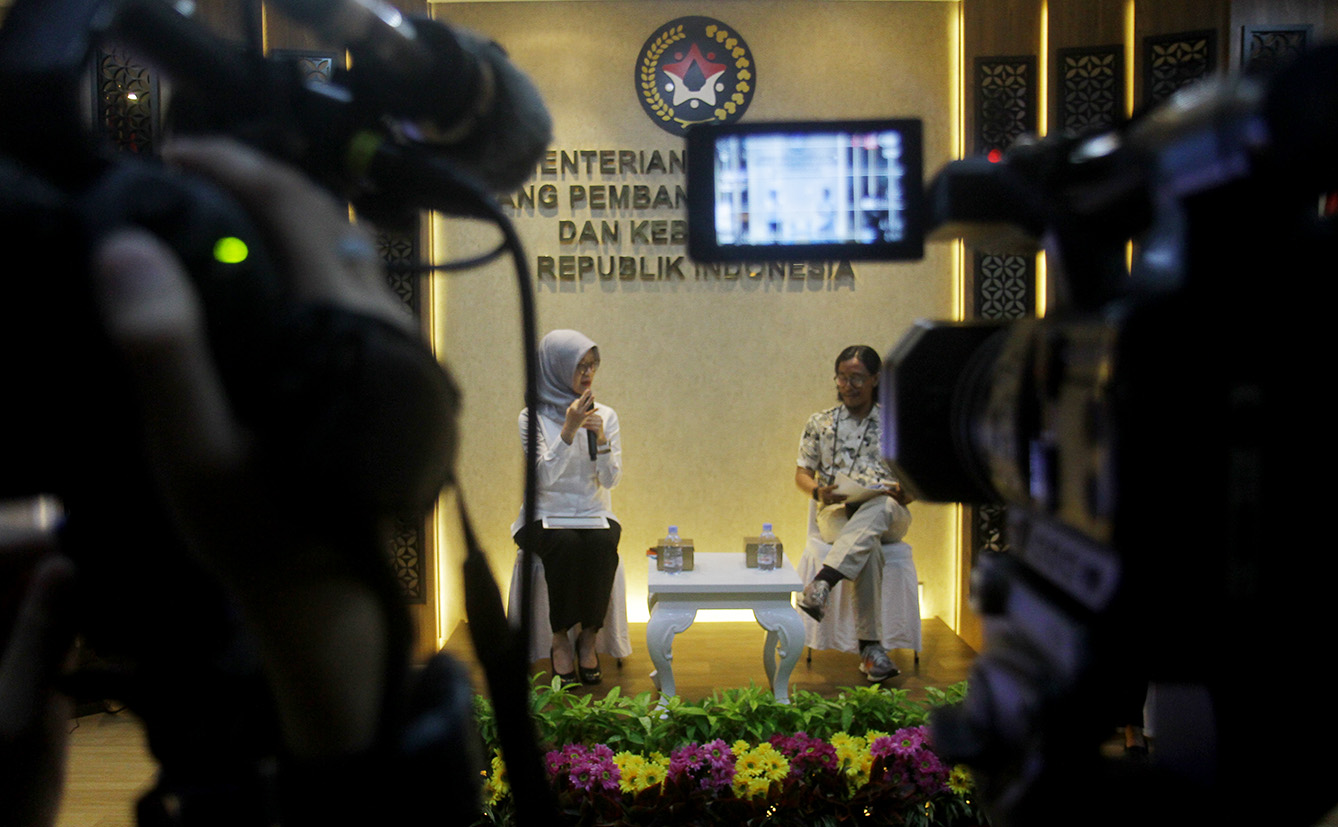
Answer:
[{"left": 536, "top": 329, "right": 597, "bottom": 423}]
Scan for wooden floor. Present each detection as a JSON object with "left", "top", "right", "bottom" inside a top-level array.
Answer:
[
  {"left": 51, "top": 617, "right": 1338, "bottom": 827},
  {"left": 47, "top": 618, "right": 1338, "bottom": 826},
  {"left": 56, "top": 707, "right": 157, "bottom": 827},
  {"left": 52, "top": 619, "right": 974, "bottom": 826},
  {"left": 442, "top": 617, "right": 975, "bottom": 703}
]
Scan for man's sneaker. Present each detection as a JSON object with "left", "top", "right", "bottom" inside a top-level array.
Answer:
[
  {"left": 797, "top": 580, "right": 831, "bottom": 621},
  {"left": 859, "top": 644, "right": 900, "bottom": 682}
]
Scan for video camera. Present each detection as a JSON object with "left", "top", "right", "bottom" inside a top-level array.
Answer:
[
  {"left": 686, "top": 41, "right": 1338, "bottom": 827},
  {"left": 884, "top": 45, "right": 1338, "bottom": 827},
  {"left": 1, "top": 0, "right": 554, "bottom": 823}
]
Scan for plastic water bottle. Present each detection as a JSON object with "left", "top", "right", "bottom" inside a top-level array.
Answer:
[
  {"left": 662, "top": 526, "right": 684, "bottom": 574},
  {"left": 757, "top": 523, "right": 778, "bottom": 571}
]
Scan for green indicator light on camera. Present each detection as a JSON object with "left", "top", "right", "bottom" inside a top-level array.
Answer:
[{"left": 213, "top": 236, "right": 249, "bottom": 264}]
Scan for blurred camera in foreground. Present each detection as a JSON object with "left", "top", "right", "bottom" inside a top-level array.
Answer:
[{"left": 881, "top": 45, "right": 1338, "bottom": 827}]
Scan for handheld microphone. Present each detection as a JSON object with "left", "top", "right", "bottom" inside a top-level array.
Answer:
[{"left": 588, "top": 429, "right": 598, "bottom": 461}]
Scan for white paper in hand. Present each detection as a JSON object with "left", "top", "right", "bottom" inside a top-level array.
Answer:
[{"left": 833, "top": 472, "right": 884, "bottom": 504}]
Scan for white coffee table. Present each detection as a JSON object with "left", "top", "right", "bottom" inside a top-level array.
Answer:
[{"left": 646, "top": 552, "right": 805, "bottom": 703}]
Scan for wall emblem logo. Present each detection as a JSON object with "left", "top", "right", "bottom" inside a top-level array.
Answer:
[{"left": 635, "top": 16, "right": 755, "bottom": 136}]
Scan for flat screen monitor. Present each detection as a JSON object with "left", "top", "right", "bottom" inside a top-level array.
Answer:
[{"left": 686, "top": 118, "right": 924, "bottom": 262}]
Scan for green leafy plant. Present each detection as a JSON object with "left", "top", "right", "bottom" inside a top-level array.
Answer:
[{"left": 471, "top": 680, "right": 986, "bottom": 826}]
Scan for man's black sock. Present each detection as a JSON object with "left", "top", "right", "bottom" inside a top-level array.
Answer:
[{"left": 816, "top": 565, "right": 844, "bottom": 586}]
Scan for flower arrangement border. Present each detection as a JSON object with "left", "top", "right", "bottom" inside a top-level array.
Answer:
[{"left": 472, "top": 679, "right": 986, "bottom": 827}]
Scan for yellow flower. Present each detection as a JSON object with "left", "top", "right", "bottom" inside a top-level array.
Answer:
[
  {"left": 725, "top": 742, "right": 790, "bottom": 797},
  {"left": 729, "top": 746, "right": 776, "bottom": 800},
  {"left": 614, "top": 752, "right": 645, "bottom": 793},
  {"left": 739, "top": 751, "right": 763, "bottom": 774},
  {"left": 617, "top": 752, "right": 667, "bottom": 792},
  {"left": 613, "top": 751, "right": 670, "bottom": 793},
  {"left": 745, "top": 744, "right": 788, "bottom": 783},
  {"left": 948, "top": 764, "right": 974, "bottom": 795},
  {"left": 829, "top": 733, "right": 875, "bottom": 790},
  {"left": 484, "top": 751, "right": 510, "bottom": 805},
  {"left": 641, "top": 760, "right": 667, "bottom": 789},
  {"left": 745, "top": 776, "right": 772, "bottom": 799},
  {"left": 731, "top": 774, "right": 754, "bottom": 798}
]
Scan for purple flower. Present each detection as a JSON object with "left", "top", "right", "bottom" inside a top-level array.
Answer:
[
  {"left": 911, "top": 749, "right": 948, "bottom": 794},
  {"left": 563, "top": 743, "right": 589, "bottom": 763},
  {"left": 598, "top": 765, "right": 620, "bottom": 792},
  {"left": 668, "top": 743, "right": 706, "bottom": 779},
  {"left": 702, "top": 740, "right": 736, "bottom": 789},
  {"left": 557, "top": 747, "right": 622, "bottom": 796},
  {"left": 587, "top": 755, "right": 621, "bottom": 793},
  {"left": 568, "top": 761, "right": 595, "bottom": 791},
  {"left": 668, "top": 741, "right": 735, "bottom": 793},
  {"left": 889, "top": 726, "right": 928, "bottom": 758},
  {"left": 768, "top": 732, "right": 837, "bottom": 778},
  {"left": 704, "top": 739, "right": 732, "bottom": 766},
  {"left": 870, "top": 735, "right": 896, "bottom": 759},
  {"left": 882, "top": 756, "right": 913, "bottom": 786}
]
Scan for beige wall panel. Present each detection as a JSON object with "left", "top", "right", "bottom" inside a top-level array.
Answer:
[
  {"left": 1134, "top": 0, "right": 1229, "bottom": 39},
  {"left": 1050, "top": 0, "right": 1126, "bottom": 49},
  {"left": 429, "top": 0, "right": 960, "bottom": 635},
  {"left": 964, "top": 0, "right": 1042, "bottom": 56}
]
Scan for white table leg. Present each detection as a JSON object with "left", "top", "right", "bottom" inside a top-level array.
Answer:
[
  {"left": 754, "top": 605, "right": 804, "bottom": 704},
  {"left": 762, "top": 628, "right": 779, "bottom": 688},
  {"left": 646, "top": 602, "right": 697, "bottom": 700}
]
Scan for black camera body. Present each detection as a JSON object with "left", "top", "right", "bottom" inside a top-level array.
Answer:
[
  {"left": 1, "top": 1, "right": 476, "bottom": 820},
  {"left": 881, "top": 46, "right": 1338, "bottom": 827},
  {"left": 1, "top": 0, "right": 466, "bottom": 516}
]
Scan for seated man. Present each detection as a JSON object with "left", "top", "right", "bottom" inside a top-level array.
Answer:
[{"left": 795, "top": 345, "right": 912, "bottom": 682}]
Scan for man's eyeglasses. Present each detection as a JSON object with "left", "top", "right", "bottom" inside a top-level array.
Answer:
[{"left": 834, "top": 373, "right": 871, "bottom": 388}]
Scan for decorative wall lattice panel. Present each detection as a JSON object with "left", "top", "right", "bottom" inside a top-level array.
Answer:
[
  {"left": 1143, "top": 30, "right": 1216, "bottom": 107},
  {"left": 270, "top": 49, "right": 340, "bottom": 83},
  {"left": 1056, "top": 45, "right": 1124, "bottom": 137},
  {"left": 969, "top": 54, "right": 1040, "bottom": 559},
  {"left": 95, "top": 47, "right": 160, "bottom": 154},
  {"left": 246, "top": 49, "right": 431, "bottom": 602},
  {"left": 378, "top": 231, "right": 423, "bottom": 317},
  {"left": 975, "top": 252, "right": 1036, "bottom": 321},
  {"left": 390, "top": 517, "right": 427, "bottom": 603},
  {"left": 1242, "top": 25, "right": 1311, "bottom": 73},
  {"left": 974, "top": 503, "right": 1010, "bottom": 561},
  {"left": 975, "top": 56, "right": 1037, "bottom": 155},
  {"left": 968, "top": 251, "right": 1035, "bottom": 559},
  {"left": 378, "top": 230, "right": 426, "bottom": 602}
]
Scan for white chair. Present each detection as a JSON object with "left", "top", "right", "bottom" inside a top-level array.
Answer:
[
  {"left": 796, "top": 501, "right": 921, "bottom": 662},
  {"left": 507, "top": 549, "right": 633, "bottom": 664}
]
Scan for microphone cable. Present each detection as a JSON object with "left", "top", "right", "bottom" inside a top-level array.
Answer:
[{"left": 380, "top": 147, "right": 555, "bottom": 825}]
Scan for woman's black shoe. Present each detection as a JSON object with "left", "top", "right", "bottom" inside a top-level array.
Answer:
[
  {"left": 579, "top": 654, "right": 602, "bottom": 685},
  {"left": 550, "top": 647, "right": 579, "bottom": 689},
  {"left": 577, "top": 637, "right": 602, "bottom": 684}
]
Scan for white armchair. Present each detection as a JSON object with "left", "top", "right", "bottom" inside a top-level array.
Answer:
[
  {"left": 795, "top": 501, "right": 921, "bottom": 661},
  {"left": 506, "top": 549, "right": 633, "bottom": 664}
]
